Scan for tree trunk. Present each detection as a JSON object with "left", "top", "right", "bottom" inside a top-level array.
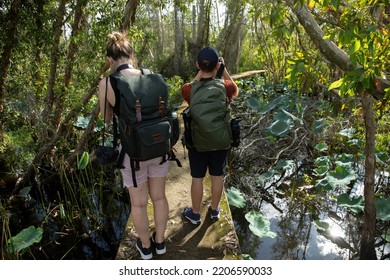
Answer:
[
  {"left": 121, "top": 0, "right": 139, "bottom": 31},
  {"left": 174, "top": 4, "right": 185, "bottom": 77},
  {"left": 53, "top": 0, "right": 86, "bottom": 130},
  {"left": 284, "top": 0, "right": 380, "bottom": 259},
  {"left": 360, "top": 91, "right": 377, "bottom": 260},
  {"left": 0, "top": 0, "right": 23, "bottom": 142},
  {"left": 217, "top": 0, "right": 246, "bottom": 73},
  {"left": 40, "top": 0, "right": 66, "bottom": 129}
]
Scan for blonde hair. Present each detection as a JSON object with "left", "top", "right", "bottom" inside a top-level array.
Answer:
[{"left": 106, "top": 31, "right": 134, "bottom": 61}]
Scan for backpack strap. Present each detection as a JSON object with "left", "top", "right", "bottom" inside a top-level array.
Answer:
[
  {"left": 130, "top": 159, "right": 140, "bottom": 188},
  {"left": 141, "top": 68, "right": 152, "bottom": 75},
  {"left": 116, "top": 64, "right": 133, "bottom": 72}
]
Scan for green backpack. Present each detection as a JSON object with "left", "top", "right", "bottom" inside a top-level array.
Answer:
[
  {"left": 110, "top": 67, "right": 180, "bottom": 186},
  {"left": 189, "top": 78, "right": 232, "bottom": 152}
]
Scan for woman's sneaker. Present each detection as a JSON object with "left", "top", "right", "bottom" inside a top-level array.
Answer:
[
  {"left": 135, "top": 239, "right": 153, "bottom": 260},
  {"left": 151, "top": 232, "right": 166, "bottom": 255},
  {"left": 182, "top": 207, "right": 201, "bottom": 225},
  {"left": 208, "top": 205, "right": 220, "bottom": 220}
]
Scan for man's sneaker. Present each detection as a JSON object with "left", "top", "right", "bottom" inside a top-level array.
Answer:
[
  {"left": 183, "top": 207, "right": 201, "bottom": 225},
  {"left": 151, "top": 232, "right": 166, "bottom": 255},
  {"left": 135, "top": 238, "right": 153, "bottom": 260},
  {"left": 208, "top": 205, "right": 220, "bottom": 220}
]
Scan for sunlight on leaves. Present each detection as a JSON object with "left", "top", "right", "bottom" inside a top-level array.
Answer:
[
  {"left": 281, "top": 108, "right": 303, "bottom": 124},
  {"left": 315, "top": 177, "right": 333, "bottom": 190},
  {"left": 315, "top": 142, "right": 328, "bottom": 152},
  {"left": 7, "top": 226, "right": 43, "bottom": 254},
  {"left": 78, "top": 151, "right": 89, "bottom": 170},
  {"left": 326, "top": 165, "right": 358, "bottom": 189},
  {"left": 376, "top": 198, "right": 390, "bottom": 221},
  {"left": 267, "top": 119, "right": 292, "bottom": 137},
  {"left": 245, "top": 211, "right": 277, "bottom": 238},
  {"left": 338, "top": 128, "right": 356, "bottom": 138},
  {"left": 226, "top": 187, "right": 246, "bottom": 208},
  {"left": 315, "top": 156, "right": 331, "bottom": 167},
  {"left": 337, "top": 193, "right": 364, "bottom": 214},
  {"left": 335, "top": 153, "right": 354, "bottom": 166},
  {"left": 313, "top": 166, "right": 329, "bottom": 177},
  {"left": 328, "top": 78, "right": 344, "bottom": 90}
]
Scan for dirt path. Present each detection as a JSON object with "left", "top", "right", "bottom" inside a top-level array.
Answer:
[{"left": 116, "top": 132, "right": 242, "bottom": 260}]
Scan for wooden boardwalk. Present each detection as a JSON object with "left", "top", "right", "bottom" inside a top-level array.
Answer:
[{"left": 116, "top": 139, "right": 242, "bottom": 260}]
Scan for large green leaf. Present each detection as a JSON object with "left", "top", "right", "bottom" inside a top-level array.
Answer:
[
  {"left": 7, "top": 226, "right": 43, "bottom": 254},
  {"left": 245, "top": 96, "right": 265, "bottom": 112},
  {"left": 335, "top": 153, "right": 354, "bottom": 166},
  {"left": 326, "top": 165, "right": 358, "bottom": 189},
  {"left": 78, "top": 151, "right": 89, "bottom": 170},
  {"left": 376, "top": 198, "right": 390, "bottom": 221},
  {"left": 245, "top": 211, "right": 276, "bottom": 238},
  {"left": 226, "top": 187, "right": 246, "bottom": 208},
  {"left": 280, "top": 108, "right": 303, "bottom": 124},
  {"left": 337, "top": 193, "right": 364, "bottom": 214},
  {"left": 315, "top": 177, "right": 333, "bottom": 191},
  {"left": 313, "top": 220, "right": 330, "bottom": 231},
  {"left": 313, "top": 166, "right": 329, "bottom": 177},
  {"left": 267, "top": 119, "right": 292, "bottom": 137},
  {"left": 315, "top": 142, "right": 328, "bottom": 152},
  {"left": 315, "top": 156, "right": 331, "bottom": 167}
]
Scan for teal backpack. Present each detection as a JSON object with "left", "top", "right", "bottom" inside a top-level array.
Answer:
[
  {"left": 188, "top": 78, "right": 232, "bottom": 152},
  {"left": 110, "top": 66, "right": 181, "bottom": 187}
]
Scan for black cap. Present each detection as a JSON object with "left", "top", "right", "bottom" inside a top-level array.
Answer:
[{"left": 197, "top": 46, "right": 219, "bottom": 71}]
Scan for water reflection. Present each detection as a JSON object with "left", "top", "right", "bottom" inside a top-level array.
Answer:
[{"left": 233, "top": 195, "right": 350, "bottom": 260}]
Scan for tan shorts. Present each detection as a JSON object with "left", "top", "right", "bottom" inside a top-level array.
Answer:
[{"left": 120, "top": 153, "right": 170, "bottom": 188}]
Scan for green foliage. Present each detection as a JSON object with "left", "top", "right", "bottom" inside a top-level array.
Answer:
[
  {"left": 337, "top": 193, "right": 365, "bottom": 214},
  {"left": 78, "top": 151, "right": 89, "bottom": 170},
  {"left": 245, "top": 211, "right": 277, "bottom": 238},
  {"left": 376, "top": 198, "right": 390, "bottom": 221},
  {"left": 226, "top": 187, "right": 246, "bottom": 208},
  {"left": 7, "top": 226, "right": 43, "bottom": 256}
]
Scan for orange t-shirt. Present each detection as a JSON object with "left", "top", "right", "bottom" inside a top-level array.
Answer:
[{"left": 181, "top": 79, "right": 239, "bottom": 104}]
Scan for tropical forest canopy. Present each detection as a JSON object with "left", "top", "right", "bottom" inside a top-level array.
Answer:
[{"left": 0, "top": 0, "right": 389, "bottom": 260}]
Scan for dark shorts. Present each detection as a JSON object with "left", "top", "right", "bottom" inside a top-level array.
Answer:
[{"left": 188, "top": 149, "right": 228, "bottom": 178}]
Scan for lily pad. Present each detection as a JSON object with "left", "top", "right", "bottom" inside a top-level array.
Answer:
[
  {"left": 337, "top": 193, "right": 364, "bottom": 214},
  {"left": 7, "top": 226, "right": 43, "bottom": 254},
  {"left": 338, "top": 128, "right": 355, "bottom": 138},
  {"left": 226, "top": 187, "right": 246, "bottom": 208},
  {"left": 376, "top": 198, "right": 390, "bottom": 221},
  {"left": 245, "top": 210, "right": 277, "bottom": 238},
  {"left": 267, "top": 119, "right": 292, "bottom": 137},
  {"left": 313, "top": 220, "right": 330, "bottom": 231},
  {"left": 315, "top": 142, "right": 328, "bottom": 152},
  {"left": 326, "top": 165, "right": 357, "bottom": 189},
  {"left": 335, "top": 153, "right": 354, "bottom": 166},
  {"left": 315, "top": 177, "right": 333, "bottom": 191}
]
